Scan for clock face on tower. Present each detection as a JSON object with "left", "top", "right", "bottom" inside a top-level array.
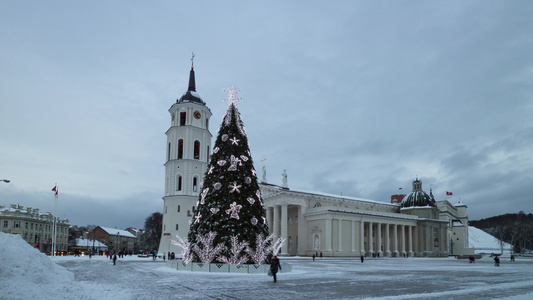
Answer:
[{"left": 194, "top": 111, "right": 201, "bottom": 119}]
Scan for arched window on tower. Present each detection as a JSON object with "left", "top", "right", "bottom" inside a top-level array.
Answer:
[
  {"left": 177, "top": 175, "right": 182, "bottom": 191},
  {"left": 194, "top": 141, "right": 200, "bottom": 160},
  {"left": 180, "top": 112, "right": 186, "bottom": 126},
  {"left": 178, "top": 139, "right": 184, "bottom": 159},
  {"left": 193, "top": 176, "right": 198, "bottom": 192},
  {"left": 167, "top": 143, "right": 171, "bottom": 161}
]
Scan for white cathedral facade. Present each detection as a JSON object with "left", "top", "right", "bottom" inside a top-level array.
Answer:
[{"left": 158, "top": 66, "right": 474, "bottom": 258}]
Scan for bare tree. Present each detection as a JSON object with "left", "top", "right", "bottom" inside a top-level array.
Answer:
[{"left": 142, "top": 212, "right": 162, "bottom": 252}]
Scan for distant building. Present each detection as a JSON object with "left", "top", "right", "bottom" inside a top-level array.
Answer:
[
  {"left": 0, "top": 204, "right": 70, "bottom": 253},
  {"left": 125, "top": 227, "right": 144, "bottom": 253},
  {"left": 89, "top": 226, "right": 137, "bottom": 253},
  {"left": 391, "top": 194, "right": 406, "bottom": 204}
]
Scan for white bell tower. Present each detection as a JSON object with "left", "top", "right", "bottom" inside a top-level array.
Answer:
[{"left": 158, "top": 61, "right": 212, "bottom": 255}]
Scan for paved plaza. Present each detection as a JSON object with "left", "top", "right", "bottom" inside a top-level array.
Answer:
[{"left": 55, "top": 256, "right": 533, "bottom": 299}]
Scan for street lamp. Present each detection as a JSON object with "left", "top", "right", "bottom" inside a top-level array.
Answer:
[{"left": 1, "top": 179, "right": 10, "bottom": 183}]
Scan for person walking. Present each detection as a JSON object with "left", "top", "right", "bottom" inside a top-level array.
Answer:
[
  {"left": 361, "top": 255, "right": 364, "bottom": 263},
  {"left": 113, "top": 254, "right": 117, "bottom": 266},
  {"left": 312, "top": 254, "right": 315, "bottom": 261},
  {"left": 270, "top": 256, "right": 282, "bottom": 283}
]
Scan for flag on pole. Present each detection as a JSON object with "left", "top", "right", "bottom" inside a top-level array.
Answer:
[
  {"left": 52, "top": 185, "right": 58, "bottom": 197},
  {"left": 446, "top": 191, "right": 453, "bottom": 196}
]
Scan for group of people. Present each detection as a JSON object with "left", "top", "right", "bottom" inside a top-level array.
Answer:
[{"left": 162, "top": 252, "right": 176, "bottom": 261}]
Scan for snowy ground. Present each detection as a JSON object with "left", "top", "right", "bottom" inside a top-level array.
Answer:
[{"left": 2, "top": 232, "right": 533, "bottom": 300}]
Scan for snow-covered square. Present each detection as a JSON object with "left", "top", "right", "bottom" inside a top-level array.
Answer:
[{"left": 2, "top": 232, "right": 533, "bottom": 300}]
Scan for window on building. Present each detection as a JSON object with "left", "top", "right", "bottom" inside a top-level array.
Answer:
[
  {"left": 194, "top": 141, "right": 200, "bottom": 159},
  {"left": 164, "top": 225, "right": 166, "bottom": 231},
  {"left": 177, "top": 205, "right": 180, "bottom": 212},
  {"left": 168, "top": 143, "right": 171, "bottom": 161},
  {"left": 206, "top": 118, "right": 209, "bottom": 129},
  {"left": 178, "top": 139, "right": 184, "bottom": 159},
  {"left": 14, "top": 221, "right": 20, "bottom": 228},
  {"left": 31, "top": 223, "right": 33, "bottom": 230},
  {"left": 177, "top": 175, "right": 182, "bottom": 191},
  {"left": 175, "top": 224, "right": 179, "bottom": 230},
  {"left": 25, "top": 222, "right": 28, "bottom": 229},
  {"left": 180, "top": 112, "right": 186, "bottom": 126},
  {"left": 165, "top": 206, "right": 167, "bottom": 213},
  {"left": 207, "top": 146, "right": 210, "bottom": 162},
  {"left": 193, "top": 176, "right": 198, "bottom": 192},
  {"left": 187, "top": 210, "right": 191, "bottom": 217},
  {"left": 3, "top": 221, "right": 7, "bottom": 228}
]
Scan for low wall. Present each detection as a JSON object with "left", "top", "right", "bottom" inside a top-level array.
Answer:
[{"left": 166, "top": 261, "right": 291, "bottom": 274}]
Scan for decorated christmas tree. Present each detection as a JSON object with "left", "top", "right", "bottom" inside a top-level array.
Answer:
[{"left": 184, "top": 87, "right": 275, "bottom": 265}]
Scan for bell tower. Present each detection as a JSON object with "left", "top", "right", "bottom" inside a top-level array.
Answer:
[{"left": 158, "top": 60, "right": 212, "bottom": 255}]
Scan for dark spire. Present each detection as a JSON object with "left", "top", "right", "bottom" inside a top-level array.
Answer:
[
  {"left": 188, "top": 66, "right": 196, "bottom": 92},
  {"left": 177, "top": 53, "right": 205, "bottom": 105},
  {"left": 188, "top": 52, "right": 196, "bottom": 92}
]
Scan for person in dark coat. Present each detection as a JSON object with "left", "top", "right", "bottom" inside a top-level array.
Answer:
[
  {"left": 270, "top": 256, "right": 282, "bottom": 283},
  {"left": 113, "top": 254, "right": 117, "bottom": 266},
  {"left": 360, "top": 255, "right": 364, "bottom": 263}
]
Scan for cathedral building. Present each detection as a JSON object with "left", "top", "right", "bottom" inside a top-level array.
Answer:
[
  {"left": 260, "top": 176, "right": 474, "bottom": 257},
  {"left": 159, "top": 65, "right": 474, "bottom": 258}
]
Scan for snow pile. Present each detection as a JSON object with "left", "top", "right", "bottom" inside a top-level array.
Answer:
[
  {"left": 469, "top": 226, "right": 513, "bottom": 255},
  {"left": 0, "top": 232, "right": 74, "bottom": 298},
  {"left": 0, "top": 232, "right": 132, "bottom": 300}
]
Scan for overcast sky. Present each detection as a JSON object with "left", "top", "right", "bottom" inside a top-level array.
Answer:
[{"left": 1, "top": 1, "right": 532, "bottom": 230}]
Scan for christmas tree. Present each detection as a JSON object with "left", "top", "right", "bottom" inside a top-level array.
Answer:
[{"left": 185, "top": 87, "right": 272, "bottom": 264}]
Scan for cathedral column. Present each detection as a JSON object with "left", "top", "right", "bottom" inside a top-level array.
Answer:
[
  {"left": 376, "top": 223, "right": 382, "bottom": 257},
  {"left": 297, "top": 205, "right": 306, "bottom": 256},
  {"left": 360, "top": 221, "right": 365, "bottom": 256},
  {"left": 400, "top": 225, "right": 406, "bottom": 257},
  {"left": 266, "top": 207, "right": 273, "bottom": 235},
  {"left": 368, "top": 222, "right": 374, "bottom": 256},
  {"left": 325, "top": 218, "right": 333, "bottom": 252},
  {"left": 338, "top": 219, "right": 343, "bottom": 252},
  {"left": 273, "top": 205, "right": 280, "bottom": 239},
  {"left": 281, "top": 204, "right": 288, "bottom": 255},
  {"left": 393, "top": 224, "right": 399, "bottom": 257},
  {"left": 385, "top": 224, "right": 391, "bottom": 257},
  {"left": 408, "top": 225, "right": 414, "bottom": 257},
  {"left": 351, "top": 221, "right": 356, "bottom": 252}
]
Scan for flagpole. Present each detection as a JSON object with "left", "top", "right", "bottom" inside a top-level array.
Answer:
[{"left": 53, "top": 183, "right": 58, "bottom": 257}]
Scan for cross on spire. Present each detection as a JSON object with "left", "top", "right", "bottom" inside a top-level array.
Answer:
[{"left": 191, "top": 52, "right": 195, "bottom": 69}]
